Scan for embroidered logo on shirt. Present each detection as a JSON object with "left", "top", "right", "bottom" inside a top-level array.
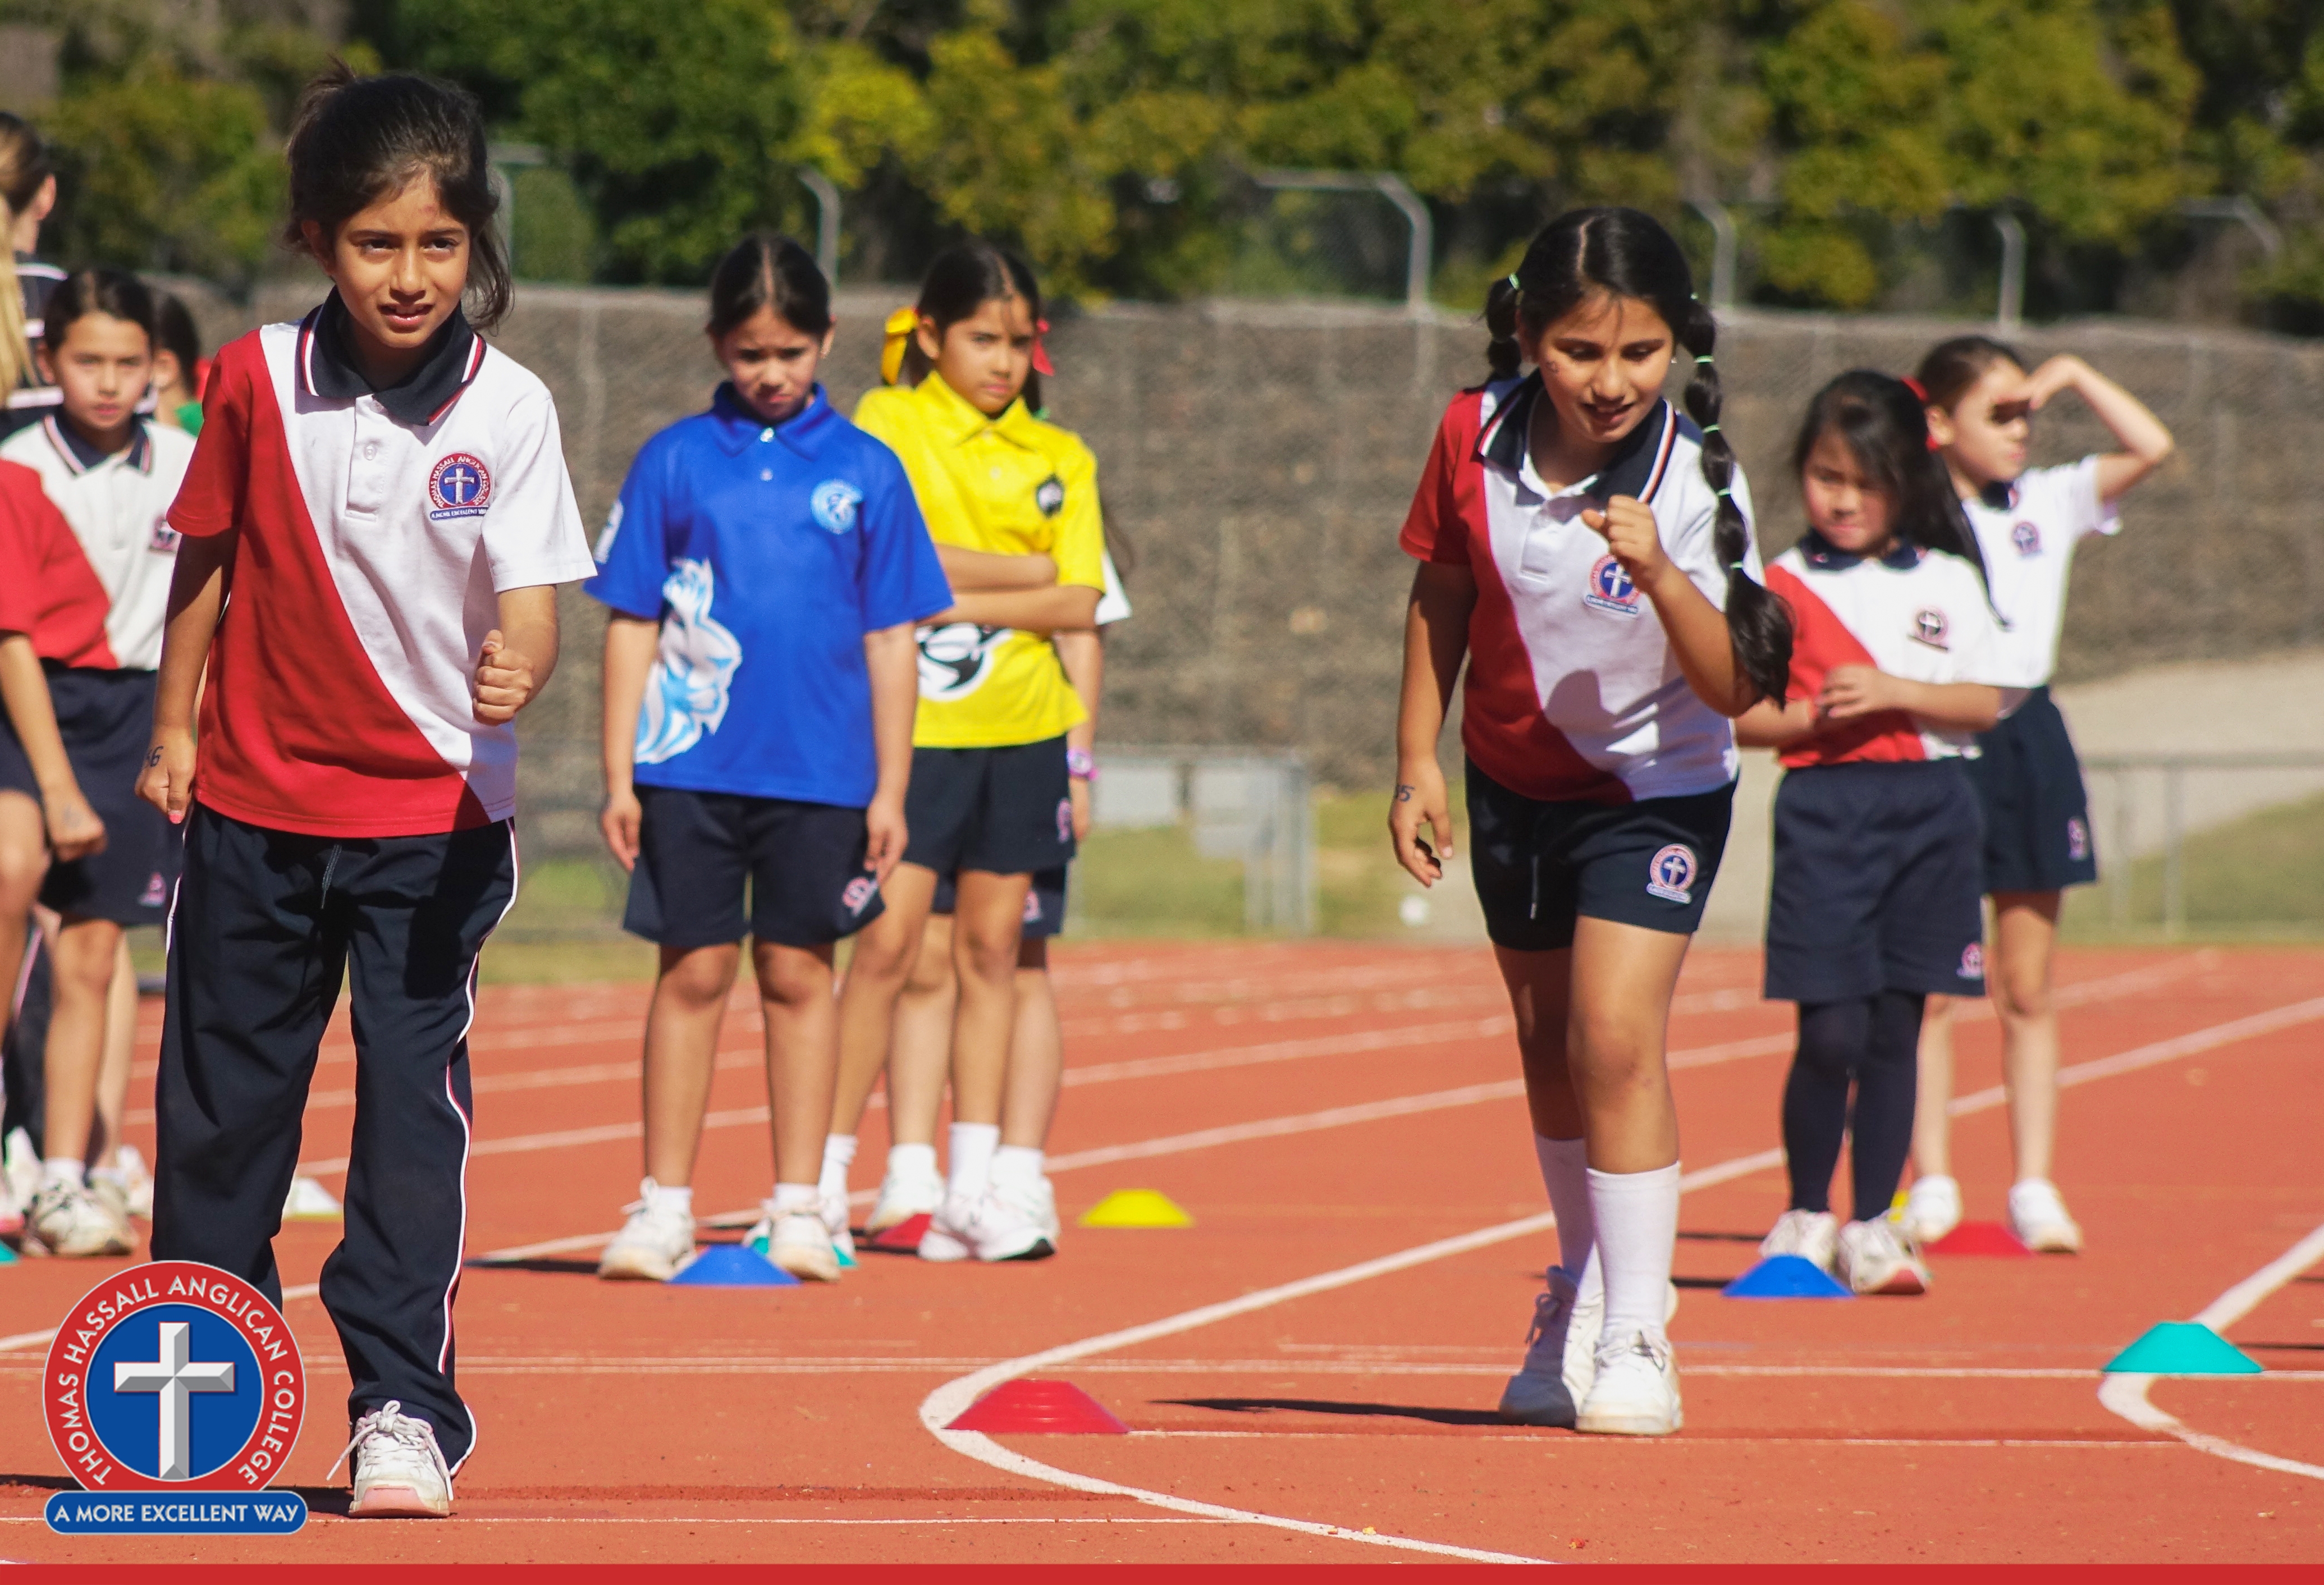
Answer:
[
  {"left": 1959, "top": 942, "right": 1985, "bottom": 979},
  {"left": 427, "top": 453, "right": 493, "bottom": 520},
  {"left": 811, "top": 479, "right": 863, "bottom": 534},
  {"left": 1646, "top": 843, "right": 1697, "bottom": 904},
  {"left": 148, "top": 515, "right": 181, "bottom": 554},
  {"left": 1911, "top": 608, "right": 1950, "bottom": 649},
  {"left": 1035, "top": 475, "right": 1065, "bottom": 517},
  {"left": 1584, "top": 554, "right": 1643, "bottom": 617},
  {"left": 635, "top": 560, "right": 742, "bottom": 764},
  {"left": 2067, "top": 816, "right": 2090, "bottom": 862},
  {"left": 916, "top": 622, "right": 1008, "bottom": 700},
  {"left": 2011, "top": 520, "right": 2042, "bottom": 556}
]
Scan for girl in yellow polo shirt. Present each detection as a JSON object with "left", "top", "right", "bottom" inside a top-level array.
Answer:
[{"left": 827, "top": 241, "right": 1105, "bottom": 1263}]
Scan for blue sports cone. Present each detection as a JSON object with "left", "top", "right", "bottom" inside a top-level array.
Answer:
[
  {"left": 2103, "top": 1322, "right": 2262, "bottom": 1375},
  {"left": 666, "top": 1244, "right": 799, "bottom": 1287},
  {"left": 0, "top": 1242, "right": 15, "bottom": 1265},
  {"left": 1723, "top": 1253, "right": 1852, "bottom": 1298}
]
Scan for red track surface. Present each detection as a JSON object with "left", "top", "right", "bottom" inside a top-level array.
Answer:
[{"left": 1, "top": 943, "right": 2318, "bottom": 1562}]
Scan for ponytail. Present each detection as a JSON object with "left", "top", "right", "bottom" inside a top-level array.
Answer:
[
  {"left": 1677, "top": 297, "right": 1793, "bottom": 704},
  {"left": 1482, "top": 272, "right": 1523, "bottom": 381},
  {"left": 0, "top": 112, "right": 53, "bottom": 398}
]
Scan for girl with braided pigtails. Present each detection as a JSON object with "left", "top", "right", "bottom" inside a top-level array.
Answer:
[{"left": 1392, "top": 207, "right": 1790, "bottom": 1437}]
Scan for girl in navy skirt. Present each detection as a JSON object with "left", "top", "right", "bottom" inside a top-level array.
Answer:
[
  {"left": 1904, "top": 339, "right": 2173, "bottom": 1253},
  {"left": 1739, "top": 372, "right": 2014, "bottom": 1297}
]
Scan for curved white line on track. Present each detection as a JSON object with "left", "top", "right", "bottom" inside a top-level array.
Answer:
[{"left": 2099, "top": 1218, "right": 2324, "bottom": 1482}]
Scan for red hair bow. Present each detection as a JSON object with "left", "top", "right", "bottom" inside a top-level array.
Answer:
[
  {"left": 1032, "top": 318, "right": 1055, "bottom": 377},
  {"left": 1901, "top": 374, "right": 1939, "bottom": 448}
]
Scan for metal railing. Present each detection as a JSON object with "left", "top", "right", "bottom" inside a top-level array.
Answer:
[
  {"left": 1090, "top": 746, "right": 1315, "bottom": 935},
  {"left": 2081, "top": 753, "right": 2324, "bottom": 937}
]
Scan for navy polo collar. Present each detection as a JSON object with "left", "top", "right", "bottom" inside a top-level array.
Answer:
[
  {"left": 710, "top": 383, "right": 836, "bottom": 459},
  {"left": 1477, "top": 373, "right": 1677, "bottom": 502},
  {"left": 43, "top": 413, "right": 151, "bottom": 475},
  {"left": 296, "top": 294, "right": 486, "bottom": 427},
  {"left": 1799, "top": 528, "right": 1920, "bottom": 571}
]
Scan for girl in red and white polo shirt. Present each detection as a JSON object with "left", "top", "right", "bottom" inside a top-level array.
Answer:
[
  {"left": 1393, "top": 207, "right": 1792, "bottom": 1439},
  {"left": 1738, "top": 370, "right": 2014, "bottom": 1298}
]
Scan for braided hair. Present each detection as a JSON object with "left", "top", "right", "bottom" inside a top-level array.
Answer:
[
  {"left": 1483, "top": 207, "right": 1792, "bottom": 704},
  {"left": 1792, "top": 370, "right": 1987, "bottom": 586}
]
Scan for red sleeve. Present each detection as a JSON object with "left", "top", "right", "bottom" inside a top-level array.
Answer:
[
  {"left": 1399, "top": 393, "right": 1481, "bottom": 565},
  {"left": 0, "top": 467, "right": 41, "bottom": 635},
  {"left": 0, "top": 462, "right": 115, "bottom": 666},
  {"left": 167, "top": 330, "right": 261, "bottom": 539}
]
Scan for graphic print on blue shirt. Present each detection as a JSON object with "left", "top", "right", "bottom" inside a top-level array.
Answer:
[{"left": 586, "top": 385, "right": 951, "bottom": 808}]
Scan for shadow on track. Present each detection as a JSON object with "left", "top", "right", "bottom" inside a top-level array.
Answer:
[{"left": 1157, "top": 1397, "right": 1506, "bottom": 1427}]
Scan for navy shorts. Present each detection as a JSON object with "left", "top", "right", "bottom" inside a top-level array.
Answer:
[
  {"left": 902, "top": 737, "right": 1075, "bottom": 878},
  {"left": 1764, "top": 761, "right": 1987, "bottom": 1003},
  {"left": 1466, "top": 761, "right": 1733, "bottom": 952},
  {"left": 1966, "top": 686, "right": 2098, "bottom": 895},
  {"left": 0, "top": 667, "right": 178, "bottom": 927},
  {"left": 623, "top": 786, "right": 884, "bottom": 950},
  {"left": 931, "top": 865, "right": 1068, "bottom": 940}
]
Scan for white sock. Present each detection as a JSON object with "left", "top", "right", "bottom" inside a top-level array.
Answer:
[
  {"left": 42, "top": 1157, "right": 85, "bottom": 1190},
  {"left": 771, "top": 1182, "right": 820, "bottom": 1217},
  {"left": 819, "top": 1135, "right": 857, "bottom": 1198},
  {"left": 1533, "top": 1134, "right": 1600, "bottom": 1298},
  {"left": 888, "top": 1141, "right": 937, "bottom": 1181},
  {"left": 989, "top": 1145, "right": 1044, "bottom": 1190},
  {"left": 947, "top": 1122, "right": 1000, "bottom": 1201},
  {"left": 1588, "top": 1162, "right": 1682, "bottom": 1345},
  {"left": 644, "top": 1180, "right": 692, "bottom": 1217}
]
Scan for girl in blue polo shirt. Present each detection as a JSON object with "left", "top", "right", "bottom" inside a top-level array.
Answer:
[{"left": 588, "top": 233, "right": 949, "bottom": 1285}]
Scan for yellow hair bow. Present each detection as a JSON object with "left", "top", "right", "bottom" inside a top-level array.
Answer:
[{"left": 881, "top": 306, "right": 919, "bottom": 386}]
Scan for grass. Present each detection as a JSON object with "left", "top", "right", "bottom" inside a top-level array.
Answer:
[{"left": 2062, "top": 790, "right": 2324, "bottom": 943}]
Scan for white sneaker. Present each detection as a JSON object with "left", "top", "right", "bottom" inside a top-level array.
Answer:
[
  {"left": 1497, "top": 1267, "right": 1596, "bottom": 1427},
  {"left": 1576, "top": 1329, "right": 1682, "bottom": 1436},
  {"left": 2007, "top": 1179, "right": 2084, "bottom": 1253},
  {"left": 597, "top": 1179, "right": 696, "bottom": 1281},
  {"left": 24, "top": 1180, "right": 134, "bottom": 1258},
  {"left": 3, "top": 1129, "right": 39, "bottom": 1212},
  {"left": 819, "top": 1190, "right": 857, "bottom": 1267},
  {"left": 1898, "top": 1175, "right": 1961, "bottom": 1244},
  {"left": 0, "top": 1172, "right": 19, "bottom": 1238},
  {"left": 329, "top": 1400, "right": 452, "bottom": 1518},
  {"left": 867, "top": 1159, "right": 945, "bottom": 1234},
  {"left": 917, "top": 1187, "right": 1055, "bottom": 1263},
  {"left": 1029, "top": 1175, "right": 1061, "bottom": 1245},
  {"left": 1759, "top": 1208, "right": 1840, "bottom": 1271},
  {"left": 1837, "top": 1217, "right": 1930, "bottom": 1295},
  {"left": 747, "top": 1208, "right": 841, "bottom": 1282}
]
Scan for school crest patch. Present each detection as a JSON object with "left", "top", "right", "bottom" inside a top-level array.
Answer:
[
  {"left": 1585, "top": 554, "right": 1643, "bottom": 617},
  {"left": 427, "top": 453, "right": 492, "bottom": 520},
  {"left": 1646, "top": 843, "right": 1697, "bottom": 904},
  {"left": 811, "top": 479, "right": 862, "bottom": 534}
]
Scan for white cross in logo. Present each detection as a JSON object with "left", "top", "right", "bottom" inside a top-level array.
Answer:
[
  {"left": 441, "top": 464, "right": 478, "bottom": 503},
  {"left": 114, "top": 1321, "right": 236, "bottom": 1481}
]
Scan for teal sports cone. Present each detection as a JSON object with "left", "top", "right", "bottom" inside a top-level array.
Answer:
[{"left": 2103, "top": 1322, "right": 2261, "bottom": 1375}]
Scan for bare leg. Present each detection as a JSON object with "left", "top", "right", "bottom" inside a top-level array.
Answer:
[
  {"left": 639, "top": 942, "right": 740, "bottom": 1187},
  {"left": 43, "top": 916, "right": 123, "bottom": 1167},
  {"left": 885, "top": 911, "right": 957, "bottom": 1149},
  {"left": 1564, "top": 918, "right": 1690, "bottom": 1171},
  {"left": 1991, "top": 891, "right": 2063, "bottom": 1183},
  {"left": 1000, "top": 937, "right": 1060, "bottom": 1149},
  {"left": 1913, "top": 995, "right": 1957, "bottom": 1179},
  {"left": 946, "top": 871, "right": 1032, "bottom": 1127},
  {"left": 1492, "top": 943, "right": 1580, "bottom": 1142},
  {"left": 829, "top": 864, "right": 939, "bottom": 1137},
  {"left": 0, "top": 791, "right": 45, "bottom": 1039},
  {"left": 86, "top": 934, "right": 139, "bottom": 1167},
  {"left": 754, "top": 940, "right": 838, "bottom": 1188}
]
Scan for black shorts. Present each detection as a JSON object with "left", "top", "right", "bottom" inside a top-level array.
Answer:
[
  {"left": 902, "top": 737, "right": 1075, "bottom": 878},
  {"left": 0, "top": 667, "right": 178, "bottom": 927},
  {"left": 623, "top": 786, "right": 884, "bottom": 950},
  {"left": 1466, "top": 761, "right": 1733, "bottom": 952},
  {"left": 1764, "top": 761, "right": 1987, "bottom": 1004},
  {"left": 931, "top": 865, "right": 1069, "bottom": 940},
  {"left": 1966, "top": 687, "right": 2098, "bottom": 895}
]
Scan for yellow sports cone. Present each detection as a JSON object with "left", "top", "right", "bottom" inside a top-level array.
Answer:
[{"left": 1077, "top": 1189, "right": 1193, "bottom": 1228}]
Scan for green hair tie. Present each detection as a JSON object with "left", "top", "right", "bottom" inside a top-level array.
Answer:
[
  {"left": 1505, "top": 273, "right": 1521, "bottom": 291},
  {"left": 1694, "top": 354, "right": 1715, "bottom": 366}
]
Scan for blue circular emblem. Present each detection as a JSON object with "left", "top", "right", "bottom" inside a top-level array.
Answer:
[
  {"left": 1585, "top": 554, "right": 1642, "bottom": 616},
  {"left": 2011, "top": 520, "right": 2041, "bottom": 556},
  {"left": 427, "top": 453, "right": 493, "bottom": 519},
  {"left": 1647, "top": 843, "right": 1696, "bottom": 900},
  {"left": 45, "top": 1262, "right": 304, "bottom": 1492},
  {"left": 811, "top": 479, "right": 862, "bottom": 534}
]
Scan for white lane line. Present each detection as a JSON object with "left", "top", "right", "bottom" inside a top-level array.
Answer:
[
  {"left": 0, "top": 1515, "right": 1218, "bottom": 1528},
  {"left": 2099, "top": 1217, "right": 2324, "bottom": 1482},
  {"left": 1131, "top": 1431, "right": 2174, "bottom": 1449}
]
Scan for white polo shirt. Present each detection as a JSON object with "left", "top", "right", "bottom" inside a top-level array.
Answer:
[
  {"left": 0, "top": 415, "right": 192, "bottom": 670},
  {"left": 166, "top": 297, "right": 595, "bottom": 837},
  {"left": 1961, "top": 457, "right": 2118, "bottom": 688},
  {"left": 1765, "top": 534, "right": 2011, "bottom": 766},
  {"left": 1401, "top": 375, "right": 1760, "bottom": 803}
]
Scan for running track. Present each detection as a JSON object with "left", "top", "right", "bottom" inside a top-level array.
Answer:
[{"left": 0, "top": 943, "right": 2317, "bottom": 1563}]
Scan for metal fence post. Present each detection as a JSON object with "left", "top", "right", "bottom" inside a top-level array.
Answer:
[
  {"left": 1993, "top": 212, "right": 2026, "bottom": 331},
  {"left": 2162, "top": 761, "right": 2186, "bottom": 938},
  {"left": 2108, "top": 767, "right": 2133, "bottom": 929},
  {"left": 798, "top": 170, "right": 840, "bottom": 286}
]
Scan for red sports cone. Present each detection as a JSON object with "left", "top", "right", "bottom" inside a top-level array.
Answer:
[
  {"left": 1927, "top": 1220, "right": 2030, "bottom": 1256},
  {"left": 946, "top": 1379, "right": 1129, "bottom": 1434},
  {"left": 867, "top": 1212, "right": 931, "bottom": 1253}
]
